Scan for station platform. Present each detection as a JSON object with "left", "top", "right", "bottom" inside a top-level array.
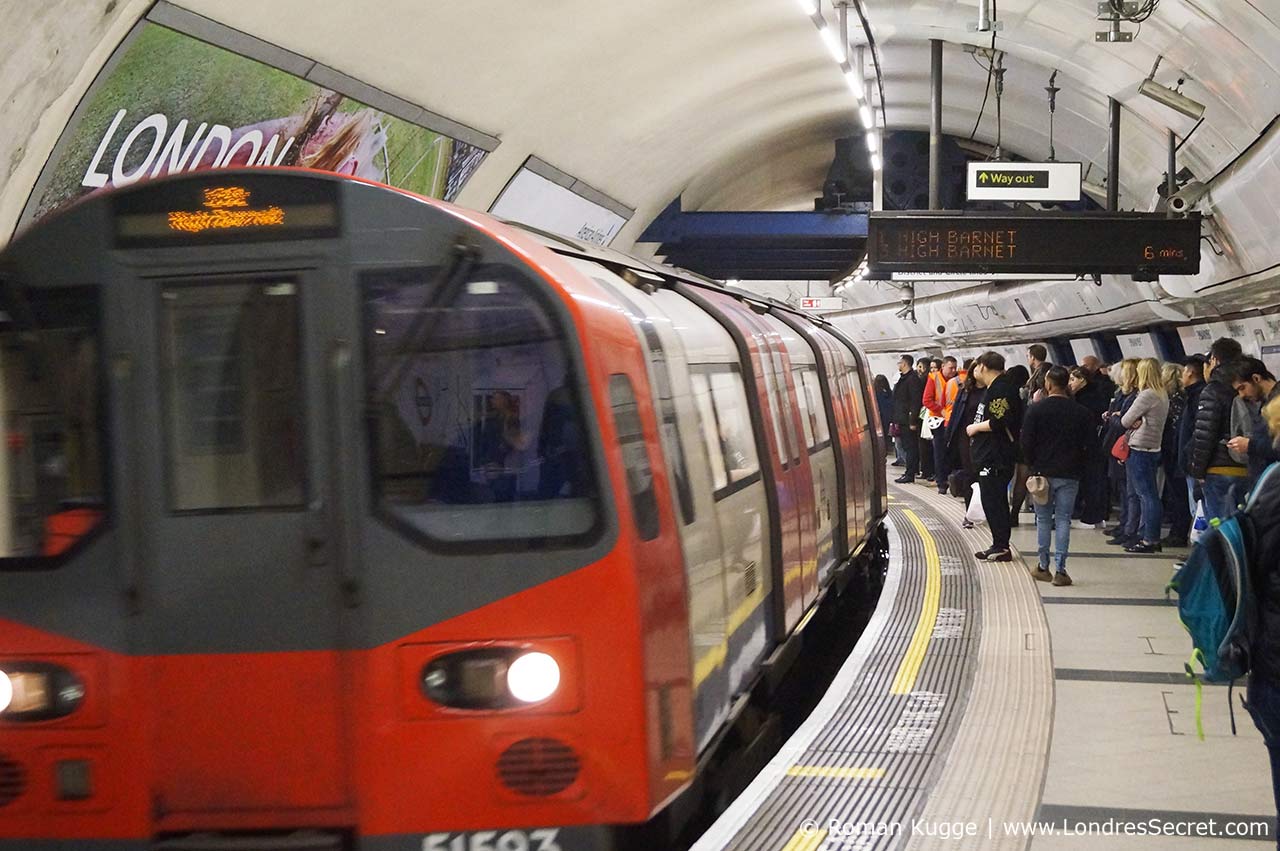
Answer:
[{"left": 693, "top": 482, "right": 1277, "bottom": 850}]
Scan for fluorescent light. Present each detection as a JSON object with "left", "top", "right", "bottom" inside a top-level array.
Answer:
[
  {"left": 871, "top": 153, "right": 883, "bottom": 171},
  {"left": 818, "top": 24, "right": 846, "bottom": 63},
  {"left": 859, "top": 104, "right": 874, "bottom": 128},
  {"left": 795, "top": 0, "right": 819, "bottom": 14},
  {"left": 866, "top": 132, "right": 878, "bottom": 153},
  {"left": 1138, "top": 78, "right": 1205, "bottom": 120},
  {"left": 844, "top": 68, "right": 865, "bottom": 100}
]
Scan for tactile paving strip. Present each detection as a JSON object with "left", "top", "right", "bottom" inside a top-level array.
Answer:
[{"left": 691, "top": 481, "right": 1055, "bottom": 851}]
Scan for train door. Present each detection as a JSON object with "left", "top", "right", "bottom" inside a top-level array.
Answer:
[{"left": 121, "top": 268, "right": 351, "bottom": 815}]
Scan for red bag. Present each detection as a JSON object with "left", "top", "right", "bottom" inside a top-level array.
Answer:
[{"left": 1111, "top": 431, "right": 1131, "bottom": 462}]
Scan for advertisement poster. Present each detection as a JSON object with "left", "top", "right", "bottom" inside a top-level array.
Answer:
[
  {"left": 26, "top": 23, "right": 487, "bottom": 223},
  {"left": 490, "top": 166, "right": 628, "bottom": 246}
]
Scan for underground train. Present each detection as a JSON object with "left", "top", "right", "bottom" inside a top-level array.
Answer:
[{"left": 0, "top": 168, "right": 887, "bottom": 851}]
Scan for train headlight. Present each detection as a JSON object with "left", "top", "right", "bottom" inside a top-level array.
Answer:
[
  {"left": 0, "top": 663, "right": 85, "bottom": 721},
  {"left": 507, "top": 652, "right": 560, "bottom": 704},
  {"left": 420, "top": 648, "right": 561, "bottom": 709}
]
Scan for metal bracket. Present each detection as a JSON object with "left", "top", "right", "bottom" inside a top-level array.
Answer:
[
  {"left": 1096, "top": 1, "right": 1138, "bottom": 41},
  {"left": 1097, "top": 1, "right": 1142, "bottom": 15},
  {"left": 966, "top": 20, "right": 1004, "bottom": 32}
]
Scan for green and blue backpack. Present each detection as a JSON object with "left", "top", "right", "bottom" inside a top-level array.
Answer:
[{"left": 1167, "top": 462, "right": 1279, "bottom": 739}]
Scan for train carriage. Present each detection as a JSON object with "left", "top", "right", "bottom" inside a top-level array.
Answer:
[{"left": 0, "top": 169, "right": 886, "bottom": 851}]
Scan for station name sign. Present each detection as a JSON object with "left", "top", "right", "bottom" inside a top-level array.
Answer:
[{"left": 866, "top": 212, "right": 1201, "bottom": 278}]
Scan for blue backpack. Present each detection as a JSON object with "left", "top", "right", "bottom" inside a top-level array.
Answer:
[{"left": 1167, "top": 463, "right": 1279, "bottom": 739}]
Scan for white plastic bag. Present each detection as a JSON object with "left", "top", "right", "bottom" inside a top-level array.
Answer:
[
  {"left": 1189, "top": 499, "right": 1208, "bottom": 544},
  {"left": 966, "top": 482, "right": 987, "bottom": 525}
]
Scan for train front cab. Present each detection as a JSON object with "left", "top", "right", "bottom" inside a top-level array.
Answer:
[{"left": 0, "top": 171, "right": 695, "bottom": 850}]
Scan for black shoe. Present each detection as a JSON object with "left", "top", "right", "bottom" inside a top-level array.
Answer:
[
  {"left": 1125, "top": 541, "right": 1162, "bottom": 554},
  {"left": 891, "top": 460, "right": 906, "bottom": 467},
  {"left": 924, "top": 475, "right": 935, "bottom": 483},
  {"left": 974, "top": 547, "right": 997, "bottom": 560},
  {"left": 1104, "top": 525, "right": 1122, "bottom": 536},
  {"left": 938, "top": 487, "right": 949, "bottom": 496},
  {"left": 894, "top": 475, "right": 915, "bottom": 484},
  {"left": 1106, "top": 536, "right": 1132, "bottom": 546},
  {"left": 987, "top": 549, "right": 1013, "bottom": 562}
]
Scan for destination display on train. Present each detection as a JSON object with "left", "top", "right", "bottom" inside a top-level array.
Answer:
[
  {"left": 114, "top": 173, "right": 340, "bottom": 247},
  {"left": 866, "top": 212, "right": 1201, "bottom": 277}
]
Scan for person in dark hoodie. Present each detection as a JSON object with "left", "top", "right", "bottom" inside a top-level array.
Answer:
[
  {"left": 966, "top": 351, "right": 1023, "bottom": 561},
  {"left": 1177, "top": 355, "right": 1208, "bottom": 530},
  {"left": 1243, "top": 394, "right": 1280, "bottom": 840},
  {"left": 1188, "top": 338, "right": 1246, "bottom": 521},
  {"left": 893, "top": 354, "right": 925, "bottom": 483},
  {"left": 1068, "top": 365, "right": 1110, "bottom": 528}
]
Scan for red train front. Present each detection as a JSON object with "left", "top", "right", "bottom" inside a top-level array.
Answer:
[{"left": 0, "top": 169, "right": 885, "bottom": 851}]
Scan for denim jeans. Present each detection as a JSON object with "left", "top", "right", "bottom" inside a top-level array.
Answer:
[
  {"left": 1203, "top": 473, "right": 1243, "bottom": 523},
  {"left": 1126, "top": 449, "right": 1162, "bottom": 543},
  {"left": 1034, "top": 477, "right": 1080, "bottom": 571},
  {"left": 1244, "top": 675, "right": 1280, "bottom": 848}
]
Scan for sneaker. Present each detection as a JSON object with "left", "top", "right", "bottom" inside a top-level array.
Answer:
[
  {"left": 1103, "top": 525, "right": 1123, "bottom": 536},
  {"left": 986, "top": 549, "right": 1013, "bottom": 562},
  {"left": 961, "top": 520, "right": 975, "bottom": 529},
  {"left": 1052, "top": 571, "right": 1073, "bottom": 587},
  {"left": 937, "top": 487, "right": 949, "bottom": 496},
  {"left": 891, "top": 460, "right": 906, "bottom": 467},
  {"left": 1106, "top": 536, "right": 1132, "bottom": 546},
  {"left": 1072, "top": 520, "right": 1103, "bottom": 530},
  {"left": 894, "top": 475, "right": 915, "bottom": 484},
  {"left": 974, "top": 547, "right": 997, "bottom": 559},
  {"left": 1031, "top": 566, "right": 1054, "bottom": 582},
  {"left": 1125, "top": 541, "right": 1162, "bottom": 553}
]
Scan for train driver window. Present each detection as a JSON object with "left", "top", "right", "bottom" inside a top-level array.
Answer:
[
  {"left": 363, "top": 266, "right": 600, "bottom": 547},
  {"left": 0, "top": 284, "right": 107, "bottom": 564},
  {"left": 161, "top": 281, "right": 306, "bottom": 512}
]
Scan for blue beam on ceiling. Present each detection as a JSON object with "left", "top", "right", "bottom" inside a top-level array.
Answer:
[{"left": 638, "top": 197, "right": 870, "bottom": 244}]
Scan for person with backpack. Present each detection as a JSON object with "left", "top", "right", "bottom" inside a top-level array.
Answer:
[
  {"left": 1171, "top": 394, "right": 1280, "bottom": 838},
  {"left": 1244, "top": 395, "right": 1280, "bottom": 837},
  {"left": 1189, "top": 338, "right": 1247, "bottom": 522}
]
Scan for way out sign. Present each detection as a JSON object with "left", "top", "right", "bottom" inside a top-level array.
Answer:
[{"left": 966, "top": 161, "right": 1081, "bottom": 202}]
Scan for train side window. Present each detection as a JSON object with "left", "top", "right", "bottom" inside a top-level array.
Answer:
[
  {"left": 845, "top": 367, "right": 870, "bottom": 429},
  {"left": 609, "top": 375, "right": 659, "bottom": 541},
  {"left": 160, "top": 281, "right": 305, "bottom": 512},
  {"left": 689, "top": 372, "right": 727, "bottom": 491},
  {"left": 792, "top": 368, "right": 816, "bottom": 448},
  {"left": 0, "top": 284, "right": 107, "bottom": 564},
  {"left": 800, "top": 368, "right": 830, "bottom": 447},
  {"left": 759, "top": 362, "right": 789, "bottom": 465},
  {"left": 770, "top": 349, "right": 800, "bottom": 465},
  {"left": 362, "top": 266, "right": 600, "bottom": 549},
  {"left": 708, "top": 369, "right": 760, "bottom": 485}
]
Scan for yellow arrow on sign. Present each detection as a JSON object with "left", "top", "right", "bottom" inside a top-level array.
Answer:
[{"left": 979, "top": 172, "right": 990, "bottom": 184}]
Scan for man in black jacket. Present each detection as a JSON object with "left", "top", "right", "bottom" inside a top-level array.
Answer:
[
  {"left": 1022, "top": 366, "right": 1092, "bottom": 585},
  {"left": 1188, "top": 338, "right": 1246, "bottom": 521},
  {"left": 1225, "top": 357, "right": 1280, "bottom": 487},
  {"left": 967, "top": 351, "right": 1023, "bottom": 561},
  {"left": 893, "top": 354, "right": 925, "bottom": 484}
]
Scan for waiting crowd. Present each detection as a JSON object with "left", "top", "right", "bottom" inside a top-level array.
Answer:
[{"left": 872, "top": 340, "right": 1280, "bottom": 586}]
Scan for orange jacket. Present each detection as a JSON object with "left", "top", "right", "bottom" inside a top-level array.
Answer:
[
  {"left": 922, "top": 371, "right": 946, "bottom": 418},
  {"left": 943, "top": 371, "right": 965, "bottom": 424}
]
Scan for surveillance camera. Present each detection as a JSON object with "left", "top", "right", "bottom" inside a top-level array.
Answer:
[{"left": 1168, "top": 180, "right": 1209, "bottom": 214}]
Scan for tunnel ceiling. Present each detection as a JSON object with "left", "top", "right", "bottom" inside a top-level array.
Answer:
[{"left": 7, "top": 0, "right": 1277, "bottom": 344}]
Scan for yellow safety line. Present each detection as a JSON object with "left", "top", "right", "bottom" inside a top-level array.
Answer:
[
  {"left": 786, "top": 765, "right": 885, "bottom": 780},
  {"left": 889, "top": 509, "right": 941, "bottom": 695},
  {"left": 780, "top": 826, "right": 828, "bottom": 851}
]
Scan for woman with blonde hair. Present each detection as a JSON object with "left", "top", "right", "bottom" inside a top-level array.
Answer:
[
  {"left": 1117, "top": 358, "right": 1170, "bottom": 552},
  {"left": 1103, "top": 358, "right": 1141, "bottom": 539}
]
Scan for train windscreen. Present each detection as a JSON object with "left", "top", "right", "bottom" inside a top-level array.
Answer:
[
  {"left": 0, "top": 283, "right": 106, "bottom": 563},
  {"left": 363, "top": 264, "right": 599, "bottom": 548}
]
